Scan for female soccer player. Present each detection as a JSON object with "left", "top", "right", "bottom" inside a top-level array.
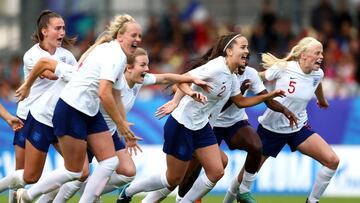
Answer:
[
  {"left": 0, "top": 10, "right": 76, "bottom": 202},
  {"left": 256, "top": 37, "right": 339, "bottom": 203},
  {"left": 116, "top": 32, "right": 286, "bottom": 203},
  {"left": 16, "top": 14, "right": 141, "bottom": 203}
]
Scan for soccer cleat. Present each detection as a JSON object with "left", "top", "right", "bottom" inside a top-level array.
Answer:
[
  {"left": 306, "top": 198, "right": 319, "bottom": 203},
  {"left": 116, "top": 183, "right": 132, "bottom": 203},
  {"left": 16, "top": 188, "right": 31, "bottom": 203},
  {"left": 236, "top": 191, "right": 256, "bottom": 203},
  {"left": 195, "top": 199, "right": 202, "bottom": 203}
]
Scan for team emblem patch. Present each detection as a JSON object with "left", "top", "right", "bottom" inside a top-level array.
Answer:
[{"left": 313, "top": 78, "right": 320, "bottom": 86}]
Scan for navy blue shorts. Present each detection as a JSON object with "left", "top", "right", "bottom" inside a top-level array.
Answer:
[
  {"left": 257, "top": 124, "right": 315, "bottom": 157},
  {"left": 23, "top": 113, "right": 57, "bottom": 152},
  {"left": 87, "top": 131, "right": 125, "bottom": 163},
  {"left": 162, "top": 115, "right": 218, "bottom": 161},
  {"left": 52, "top": 99, "right": 109, "bottom": 140},
  {"left": 13, "top": 117, "right": 26, "bottom": 148},
  {"left": 213, "top": 120, "right": 251, "bottom": 148}
]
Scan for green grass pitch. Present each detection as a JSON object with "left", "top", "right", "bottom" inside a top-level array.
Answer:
[{"left": 1, "top": 194, "right": 359, "bottom": 203}]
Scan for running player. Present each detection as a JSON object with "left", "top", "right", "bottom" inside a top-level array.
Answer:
[
  {"left": 0, "top": 10, "right": 76, "bottom": 203},
  {"left": 256, "top": 37, "right": 339, "bottom": 203},
  {"left": 16, "top": 14, "right": 140, "bottom": 203}
]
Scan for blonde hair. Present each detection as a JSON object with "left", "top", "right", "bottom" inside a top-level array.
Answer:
[
  {"left": 261, "top": 37, "right": 322, "bottom": 69},
  {"left": 108, "top": 14, "right": 137, "bottom": 39},
  {"left": 78, "top": 14, "right": 137, "bottom": 64}
]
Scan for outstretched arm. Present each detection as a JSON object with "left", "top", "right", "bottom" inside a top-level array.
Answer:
[
  {"left": 0, "top": 104, "right": 23, "bottom": 131},
  {"left": 155, "top": 86, "right": 185, "bottom": 119},
  {"left": 15, "top": 57, "right": 58, "bottom": 102},
  {"left": 231, "top": 89, "right": 286, "bottom": 108},
  {"left": 154, "top": 73, "right": 211, "bottom": 93}
]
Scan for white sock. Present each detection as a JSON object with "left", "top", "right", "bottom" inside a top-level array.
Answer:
[
  {"left": 308, "top": 166, "right": 336, "bottom": 203},
  {"left": 79, "top": 156, "right": 119, "bottom": 203},
  {"left": 142, "top": 187, "right": 173, "bottom": 203},
  {"left": 239, "top": 170, "right": 257, "bottom": 194},
  {"left": 102, "top": 173, "right": 134, "bottom": 194},
  {"left": 27, "top": 168, "right": 82, "bottom": 200},
  {"left": 223, "top": 177, "right": 240, "bottom": 203},
  {"left": 8, "top": 188, "right": 17, "bottom": 203},
  {"left": 35, "top": 188, "right": 59, "bottom": 203},
  {"left": 125, "top": 172, "right": 170, "bottom": 196},
  {"left": 78, "top": 180, "right": 87, "bottom": 197},
  {"left": 0, "top": 169, "right": 26, "bottom": 192},
  {"left": 181, "top": 174, "right": 215, "bottom": 202},
  {"left": 175, "top": 193, "right": 183, "bottom": 203},
  {"left": 53, "top": 180, "right": 82, "bottom": 203}
]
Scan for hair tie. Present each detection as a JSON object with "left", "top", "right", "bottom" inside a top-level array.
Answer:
[{"left": 223, "top": 34, "right": 241, "bottom": 53}]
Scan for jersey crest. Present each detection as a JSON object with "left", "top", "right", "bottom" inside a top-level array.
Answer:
[{"left": 313, "top": 77, "right": 320, "bottom": 87}]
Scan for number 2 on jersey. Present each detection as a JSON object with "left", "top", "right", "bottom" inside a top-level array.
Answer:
[
  {"left": 288, "top": 80, "right": 296, "bottom": 94},
  {"left": 217, "top": 86, "right": 226, "bottom": 97}
]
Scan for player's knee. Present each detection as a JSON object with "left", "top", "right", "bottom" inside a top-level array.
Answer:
[
  {"left": 248, "top": 141, "right": 263, "bottom": 155},
  {"left": 116, "top": 165, "right": 136, "bottom": 177},
  {"left": 221, "top": 153, "right": 228, "bottom": 168},
  {"left": 166, "top": 174, "right": 184, "bottom": 187},
  {"left": 206, "top": 167, "right": 224, "bottom": 182},
  {"left": 23, "top": 170, "right": 41, "bottom": 184},
  {"left": 325, "top": 153, "right": 340, "bottom": 170},
  {"left": 23, "top": 172, "right": 41, "bottom": 184},
  {"left": 116, "top": 162, "right": 136, "bottom": 177}
]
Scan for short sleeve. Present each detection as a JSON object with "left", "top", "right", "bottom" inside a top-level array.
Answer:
[
  {"left": 265, "top": 65, "right": 283, "bottom": 81},
  {"left": 188, "top": 63, "right": 217, "bottom": 80},
  {"left": 143, "top": 73, "right": 156, "bottom": 85},
  {"left": 54, "top": 62, "right": 77, "bottom": 82},
  {"left": 248, "top": 68, "right": 266, "bottom": 94}
]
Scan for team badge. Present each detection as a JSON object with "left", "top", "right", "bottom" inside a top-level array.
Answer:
[
  {"left": 60, "top": 56, "right": 66, "bottom": 62},
  {"left": 313, "top": 78, "right": 320, "bottom": 86}
]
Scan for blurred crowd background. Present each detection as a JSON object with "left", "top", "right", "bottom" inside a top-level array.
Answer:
[{"left": 1, "top": 0, "right": 360, "bottom": 101}]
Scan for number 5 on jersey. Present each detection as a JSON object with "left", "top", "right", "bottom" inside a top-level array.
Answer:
[{"left": 288, "top": 80, "right": 296, "bottom": 94}]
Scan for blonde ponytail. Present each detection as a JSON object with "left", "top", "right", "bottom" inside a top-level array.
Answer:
[{"left": 261, "top": 37, "right": 322, "bottom": 69}]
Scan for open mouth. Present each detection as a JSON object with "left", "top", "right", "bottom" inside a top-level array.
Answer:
[
  {"left": 140, "top": 72, "right": 146, "bottom": 78},
  {"left": 315, "top": 61, "right": 322, "bottom": 66},
  {"left": 131, "top": 44, "right": 137, "bottom": 49},
  {"left": 57, "top": 38, "right": 63, "bottom": 43}
]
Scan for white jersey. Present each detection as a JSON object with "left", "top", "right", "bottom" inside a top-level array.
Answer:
[
  {"left": 30, "top": 62, "right": 77, "bottom": 127},
  {"left": 102, "top": 73, "right": 156, "bottom": 134},
  {"left": 171, "top": 56, "right": 241, "bottom": 130},
  {"left": 17, "top": 44, "right": 76, "bottom": 119},
  {"left": 258, "top": 61, "right": 324, "bottom": 133},
  {"left": 60, "top": 40, "right": 127, "bottom": 116},
  {"left": 214, "top": 67, "right": 265, "bottom": 128}
]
